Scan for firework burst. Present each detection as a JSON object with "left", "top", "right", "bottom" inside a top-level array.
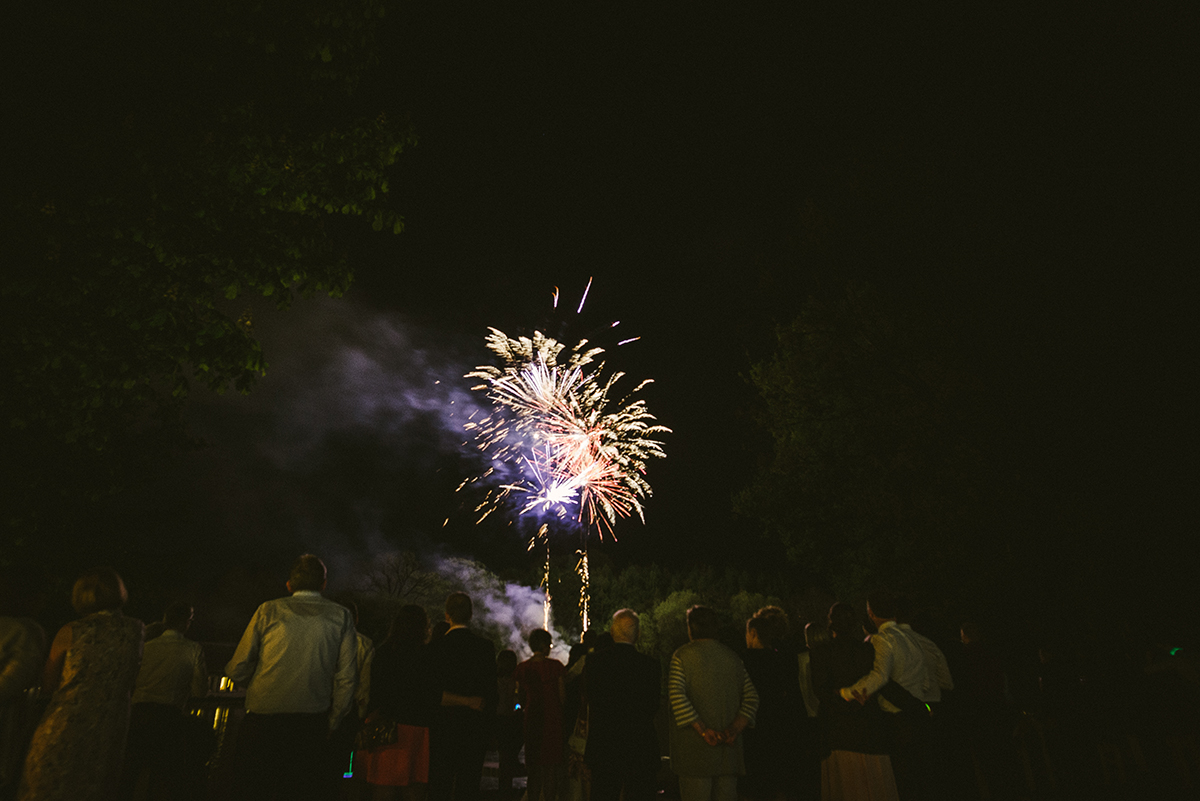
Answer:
[{"left": 463, "top": 289, "right": 669, "bottom": 627}]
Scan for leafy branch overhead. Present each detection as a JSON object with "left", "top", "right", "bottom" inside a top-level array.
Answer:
[{"left": 4, "top": 0, "right": 413, "bottom": 450}]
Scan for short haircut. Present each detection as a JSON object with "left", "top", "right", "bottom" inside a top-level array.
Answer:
[
  {"left": 867, "top": 590, "right": 899, "bottom": 621},
  {"left": 747, "top": 605, "right": 789, "bottom": 649},
  {"left": 162, "top": 602, "right": 193, "bottom": 631},
  {"left": 804, "top": 621, "right": 831, "bottom": 649},
  {"left": 827, "top": 602, "right": 860, "bottom": 639},
  {"left": 686, "top": 605, "right": 719, "bottom": 640},
  {"left": 445, "top": 592, "right": 473, "bottom": 625},
  {"left": 496, "top": 649, "right": 518, "bottom": 677},
  {"left": 528, "top": 628, "right": 552, "bottom": 653},
  {"left": 611, "top": 608, "right": 640, "bottom": 642},
  {"left": 389, "top": 604, "right": 429, "bottom": 647},
  {"left": 72, "top": 568, "right": 128, "bottom": 615},
  {"left": 289, "top": 554, "right": 327, "bottom": 592}
]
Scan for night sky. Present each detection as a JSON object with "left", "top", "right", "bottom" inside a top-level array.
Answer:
[{"left": 7, "top": 3, "right": 1196, "bottom": 634}]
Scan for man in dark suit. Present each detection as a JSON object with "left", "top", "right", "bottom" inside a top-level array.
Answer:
[
  {"left": 427, "top": 592, "right": 497, "bottom": 801},
  {"left": 585, "top": 608, "right": 662, "bottom": 801}
]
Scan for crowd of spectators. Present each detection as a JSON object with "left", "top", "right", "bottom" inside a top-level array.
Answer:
[{"left": 1, "top": 560, "right": 1198, "bottom": 801}]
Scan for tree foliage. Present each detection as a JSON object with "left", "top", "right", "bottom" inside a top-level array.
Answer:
[
  {"left": 4, "top": 0, "right": 413, "bottom": 450},
  {"left": 3, "top": 1, "right": 413, "bottom": 547},
  {"left": 736, "top": 283, "right": 1000, "bottom": 598}
]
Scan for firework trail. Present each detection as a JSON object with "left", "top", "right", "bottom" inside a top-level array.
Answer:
[{"left": 463, "top": 284, "right": 669, "bottom": 628}]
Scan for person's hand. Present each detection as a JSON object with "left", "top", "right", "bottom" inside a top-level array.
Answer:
[
  {"left": 692, "top": 720, "right": 722, "bottom": 746},
  {"left": 466, "top": 696, "right": 484, "bottom": 712},
  {"left": 852, "top": 689, "right": 871, "bottom": 706}
]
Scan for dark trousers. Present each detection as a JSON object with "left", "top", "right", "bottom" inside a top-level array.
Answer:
[
  {"left": 588, "top": 759, "right": 656, "bottom": 801},
  {"left": 495, "top": 714, "right": 523, "bottom": 801},
  {"left": 235, "top": 711, "right": 329, "bottom": 801},
  {"left": 428, "top": 713, "right": 486, "bottom": 801},
  {"left": 119, "top": 703, "right": 214, "bottom": 800},
  {"left": 888, "top": 710, "right": 944, "bottom": 801}
]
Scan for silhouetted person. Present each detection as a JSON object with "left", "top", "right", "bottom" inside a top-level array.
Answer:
[
  {"left": 0, "top": 577, "right": 46, "bottom": 801},
  {"left": 958, "top": 621, "right": 1016, "bottom": 799},
  {"left": 584, "top": 609, "right": 661, "bottom": 801},
  {"left": 515, "top": 629, "right": 565, "bottom": 801},
  {"left": 427, "top": 593, "right": 496, "bottom": 801},
  {"left": 742, "top": 606, "right": 807, "bottom": 801},
  {"left": 225, "top": 554, "right": 358, "bottom": 801},
  {"left": 494, "top": 650, "right": 522, "bottom": 801},
  {"left": 362, "top": 604, "right": 480, "bottom": 801}
]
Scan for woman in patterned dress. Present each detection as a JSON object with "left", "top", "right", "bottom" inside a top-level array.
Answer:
[{"left": 19, "top": 568, "right": 144, "bottom": 801}]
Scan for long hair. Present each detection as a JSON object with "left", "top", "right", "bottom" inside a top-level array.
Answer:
[{"left": 71, "top": 568, "right": 127, "bottom": 615}]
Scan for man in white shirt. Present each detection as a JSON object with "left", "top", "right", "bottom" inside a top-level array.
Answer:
[
  {"left": 226, "top": 554, "right": 358, "bottom": 801},
  {"left": 839, "top": 591, "right": 941, "bottom": 800},
  {"left": 121, "top": 602, "right": 210, "bottom": 799}
]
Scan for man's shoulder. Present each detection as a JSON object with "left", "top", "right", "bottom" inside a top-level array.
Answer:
[
  {"left": 440, "top": 627, "right": 494, "bottom": 655},
  {"left": 672, "top": 638, "right": 728, "bottom": 662}
]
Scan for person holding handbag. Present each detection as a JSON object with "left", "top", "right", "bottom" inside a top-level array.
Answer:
[{"left": 361, "top": 605, "right": 481, "bottom": 801}]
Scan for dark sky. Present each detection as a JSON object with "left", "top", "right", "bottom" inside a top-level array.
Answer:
[{"left": 16, "top": 3, "right": 1196, "bottom": 620}]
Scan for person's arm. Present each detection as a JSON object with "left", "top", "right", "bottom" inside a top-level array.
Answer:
[
  {"left": 482, "top": 640, "right": 498, "bottom": 714},
  {"left": 442, "top": 691, "right": 483, "bottom": 710},
  {"left": 0, "top": 621, "right": 46, "bottom": 702},
  {"left": 40, "top": 624, "right": 72, "bottom": 697},
  {"left": 641, "top": 658, "right": 662, "bottom": 718},
  {"left": 723, "top": 669, "right": 759, "bottom": 742},
  {"left": 328, "top": 616, "right": 360, "bottom": 731},
  {"left": 190, "top": 643, "right": 209, "bottom": 700},
  {"left": 842, "top": 634, "right": 893, "bottom": 701},
  {"left": 356, "top": 639, "right": 374, "bottom": 719},
  {"left": 668, "top": 654, "right": 721, "bottom": 746},
  {"left": 224, "top": 607, "right": 263, "bottom": 685},
  {"left": 929, "top": 642, "right": 954, "bottom": 692}
]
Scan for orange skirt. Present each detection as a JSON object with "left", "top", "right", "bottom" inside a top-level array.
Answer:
[{"left": 358, "top": 724, "right": 430, "bottom": 786}]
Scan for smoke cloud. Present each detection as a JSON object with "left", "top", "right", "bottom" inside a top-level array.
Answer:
[{"left": 176, "top": 294, "right": 573, "bottom": 649}]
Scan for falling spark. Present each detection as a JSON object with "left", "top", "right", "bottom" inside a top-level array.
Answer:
[
  {"left": 617, "top": 337, "right": 641, "bottom": 346},
  {"left": 576, "top": 276, "right": 593, "bottom": 314}
]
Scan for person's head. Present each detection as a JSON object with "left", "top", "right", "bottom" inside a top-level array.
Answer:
[
  {"left": 805, "top": 621, "right": 831, "bottom": 650},
  {"left": 747, "top": 606, "right": 789, "bottom": 650},
  {"left": 827, "top": 602, "right": 860, "bottom": 640},
  {"left": 528, "top": 628, "right": 552, "bottom": 655},
  {"left": 866, "top": 590, "right": 899, "bottom": 626},
  {"left": 497, "top": 649, "right": 518, "bottom": 677},
  {"left": 71, "top": 568, "right": 128, "bottom": 615},
  {"left": 389, "top": 604, "right": 429, "bottom": 647},
  {"left": 162, "top": 602, "right": 193, "bottom": 632},
  {"left": 686, "top": 605, "right": 719, "bottom": 641},
  {"left": 445, "top": 592, "right": 473, "bottom": 626},
  {"left": 610, "top": 609, "right": 640, "bottom": 645},
  {"left": 287, "top": 554, "right": 327, "bottom": 593}
]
